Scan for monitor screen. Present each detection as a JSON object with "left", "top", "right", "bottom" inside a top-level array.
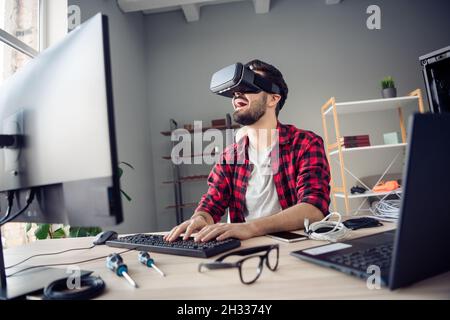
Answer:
[
  {"left": 420, "top": 46, "right": 450, "bottom": 113},
  {"left": 0, "top": 14, "right": 122, "bottom": 226}
]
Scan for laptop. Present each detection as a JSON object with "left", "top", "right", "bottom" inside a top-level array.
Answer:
[{"left": 291, "top": 113, "right": 450, "bottom": 290}]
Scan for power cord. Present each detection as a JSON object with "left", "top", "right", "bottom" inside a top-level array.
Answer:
[
  {"left": 0, "top": 189, "right": 36, "bottom": 226},
  {"left": 0, "top": 191, "right": 15, "bottom": 224},
  {"left": 304, "top": 212, "right": 351, "bottom": 242},
  {"left": 6, "top": 248, "right": 133, "bottom": 278},
  {"left": 5, "top": 245, "right": 96, "bottom": 269},
  {"left": 43, "top": 275, "right": 106, "bottom": 300}
]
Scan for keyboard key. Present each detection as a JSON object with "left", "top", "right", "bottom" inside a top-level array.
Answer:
[
  {"left": 106, "top": 234, "right": 241, "bottom": 258},
  {"left": 328, "top": 243, "right": 393, "bottom": 271}
]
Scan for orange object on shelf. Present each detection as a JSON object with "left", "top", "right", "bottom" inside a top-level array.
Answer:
[{"left": 373, "top": 180, "right": 400, "bottom": 192}]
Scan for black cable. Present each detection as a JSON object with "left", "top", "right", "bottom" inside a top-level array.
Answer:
[
  {"left": 0, "top": 191, "right": 15, "bottom": 224},
  {"left": 0, "top": 206, "right": 12, "bottom": 223},
  {"left": 5, "top": 245, "right": 96, "bottom": 269},
  {"left": 43, "top": 275, "right": 105, "bottom": 300},
  {"left": 0, "top": 189, "right": 36, "bottom": 226},
  {"left": 6, "top": 248, "right": 133, "bottom": 278}
]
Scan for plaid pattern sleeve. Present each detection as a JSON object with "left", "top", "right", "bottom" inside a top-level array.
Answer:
[
  {"left": 295, "top": 136, "right": 331, "bottom": 216},
  {"left": 195, "top": 153, "right": 232, "bottom": 223}
]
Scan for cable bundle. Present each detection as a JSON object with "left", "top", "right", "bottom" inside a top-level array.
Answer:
[
  {"left": 370, "top": 199, "right": 401, "bottom": 222},
  {"left": 304, "top": 212, "right": 351, "bottom": 242},
  {"left": 369, "top": 191, "right": 402, "bottom": 222}
]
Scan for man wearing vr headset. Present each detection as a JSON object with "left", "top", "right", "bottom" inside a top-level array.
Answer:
[{"left": 165, "top": 60, "right": 330, "bottom": 243}]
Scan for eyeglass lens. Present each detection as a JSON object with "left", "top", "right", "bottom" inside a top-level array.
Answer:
[
  {"left": 240, "top": 256, "right": 263, "bottom": 284},
  {"left": 266, "top": 246, "right": 279, "bottom": 270}
]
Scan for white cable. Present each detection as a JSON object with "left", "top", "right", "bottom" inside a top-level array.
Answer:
[
  {"left": 368, "top": 190, "right": 402, "bottom": 222},
  {"left": 304, "top": 212, "right": 351, "bottom": 242},
  {"left": 370, "top": 200, "right": 401, "bottom": 222}
]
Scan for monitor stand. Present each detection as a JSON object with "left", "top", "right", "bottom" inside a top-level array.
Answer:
[
  {"left": 0, "top": 135, "right": 91, "bottom": 299},
  {"left": 0, "top": 228, "right": 91, "bottom": 300}
]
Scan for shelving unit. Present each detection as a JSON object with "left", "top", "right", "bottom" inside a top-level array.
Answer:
[
  {"left": 162, "top": 175, "right": 209, "bottom": 185},
  {"left": 162, "top": 114, "right": 237, "bottom": 224},
  {"left": 321, "top": 89, "right": 425, "bottom": 214},
  {"left": 328, "top": 143, "right": 407, "bottom": 156},
  {"left": 165, "top": 202, "right": 199, "bottom": 210},
  {"left": 334, "top": 189, "right": 402, "bottom": 199}
]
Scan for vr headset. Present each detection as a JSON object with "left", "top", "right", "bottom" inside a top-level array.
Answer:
[{"left": 210, "top": 62, "right": 281, "bottom": 99}]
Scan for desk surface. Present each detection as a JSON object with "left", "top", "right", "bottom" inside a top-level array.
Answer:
[{"left": 4, "top": 223, "right": 450, "bottom": 299}]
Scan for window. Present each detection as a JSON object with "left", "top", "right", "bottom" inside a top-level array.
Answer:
[
  {"left": 0, "top": 0, "right": 40, "bottom": 49},
  {"left": 0, "top": 0, "right": 40, "bottom": 248}
]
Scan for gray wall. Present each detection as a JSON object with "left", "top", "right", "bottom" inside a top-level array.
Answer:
[
  {"left": 68, "top": 0, "right": 450, "bottom": 232},
  {"left": 146, "top": 0, "right": 450, "bottom": 228},
  {"left": 69, "top": 0, "right": 157, "bottom": 233}
]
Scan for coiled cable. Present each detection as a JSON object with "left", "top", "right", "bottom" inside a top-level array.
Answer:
[{"left": 304, "top": 212, "right": 351, "bottom": 242}]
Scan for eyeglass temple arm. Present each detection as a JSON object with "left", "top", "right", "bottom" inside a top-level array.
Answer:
[
  {"left": 198, "top": 262, "right": 237, "bottom": 272},
  {"left": 216, "top": 245, "right": 277, "bottom": 262}
]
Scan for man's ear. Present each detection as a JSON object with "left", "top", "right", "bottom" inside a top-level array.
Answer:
[{"left": 269, "top": 94, "right": 281, "bottom": 108}]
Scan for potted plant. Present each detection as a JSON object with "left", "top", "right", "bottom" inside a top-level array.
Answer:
[{"left": 381, "top": 76, "right": 397, "bottom": 98}]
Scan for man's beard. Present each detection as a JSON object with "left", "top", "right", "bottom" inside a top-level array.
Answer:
[{"left": 233, "top": 95, "right": 267, "bottom": 126}]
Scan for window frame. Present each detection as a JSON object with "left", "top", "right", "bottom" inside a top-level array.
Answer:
[
  {"left": 0, "top": 0, "right": 41, "bottom": 58},
  {"left": 0, "top": 0, "right": 42, "bottom": 248}
]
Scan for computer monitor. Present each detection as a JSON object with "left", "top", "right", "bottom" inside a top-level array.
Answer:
[
  {"left": 0, "top": 13, "right": 122, "bottom": 299},
  {"left": 0, "top": 13, "right": 122, "bottom": 226},
  {"left": 420, "top": 46, "right": 450, "bottom": 113}
]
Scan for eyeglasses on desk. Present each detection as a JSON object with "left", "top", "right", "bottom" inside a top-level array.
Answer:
[{"left": 198, "top": 244, "right": 279, "bottom": 284}]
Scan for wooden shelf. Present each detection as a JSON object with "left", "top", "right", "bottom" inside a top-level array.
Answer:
[
  {"left": 334, "top": 188, "right": 402, "bottom": 199},
  {"left": 165, "top": 202, "right": 198, "bottom": 210},
  {"left": 329, "top": 143, "right": 407, "bottom": 156},
  {"left": 321, "top": 89, "right": 424, "bottom": 214},
  {"left": 161, "top": 124, "right": 241, "bottom": 136},
  {"left": 163, "top": 175, "right": 209, "bottom": 184},
  {"left": 323, "top": 96, "right": 419, "bottom": 116},
  {"left": 164, "top": 114, "right": 236, "bottom": 225}
]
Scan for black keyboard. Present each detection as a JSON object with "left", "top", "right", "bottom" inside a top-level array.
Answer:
[
  {"left": 329, "top": 243, "right": 393, "bottom": 271},
  {"left": 106, "top": 234, "right": 241, "bottom": 258}
]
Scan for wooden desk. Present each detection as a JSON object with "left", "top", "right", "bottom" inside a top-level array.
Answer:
[{"left": 4, "top": 223, "right": 450, "bottom": 299}]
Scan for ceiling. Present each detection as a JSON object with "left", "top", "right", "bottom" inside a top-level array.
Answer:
[{"left": 117, "top": 0, "right": 343, "bottom": 23}]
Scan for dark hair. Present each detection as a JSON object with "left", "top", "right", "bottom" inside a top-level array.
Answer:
[{"left": 245, "top": 59, "right": 288, "bottom": 117}]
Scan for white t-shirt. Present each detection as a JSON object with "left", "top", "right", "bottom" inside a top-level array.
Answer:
[{"left": 245, "top": 142, "right": 282, "bottom": 221}]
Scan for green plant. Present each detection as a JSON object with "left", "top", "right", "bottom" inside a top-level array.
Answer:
[
  {"left": 26, "top": 223, "right": 67, "bottom": 239},
  {"left": 381, "top": 76, "right": 395, "bottom": 89},
  {"left": 27, "top": 162, "right": 134, "bottom": 240},
  {"left": 69, "top": 226, "right": 103, "bottom": 238}
]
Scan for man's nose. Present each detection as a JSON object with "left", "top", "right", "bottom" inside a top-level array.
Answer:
[{"left": 234, "top": 92, "right": 243, "bottom": 98}]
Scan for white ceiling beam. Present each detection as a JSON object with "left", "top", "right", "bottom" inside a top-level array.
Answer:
[
  {"left": 142, "top": 6, "right": 181, "bottom": 15},
  {"left": 181, "top": 4, "right": 200, "bottom": 22},
  {"left": 253, "top": 0, "right": 270, "bottom": 14},
  {"left": 118, "top": 0, "right": 274, "bottom": 20},
  {"left": 118, "top": 0, "right": 213, "bottom": 13}
]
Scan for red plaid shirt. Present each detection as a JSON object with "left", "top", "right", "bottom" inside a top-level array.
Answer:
[{"left": 195, "top": 122, "right": 331, "bottom": 223}]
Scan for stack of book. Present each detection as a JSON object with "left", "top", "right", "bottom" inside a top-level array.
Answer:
[{"left": 340, "top": 135, "right": 370, "bottom": 148}]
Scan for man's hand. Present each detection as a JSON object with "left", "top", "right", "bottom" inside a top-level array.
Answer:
[
  {"left": 164, "top": 215, "right": 210, "bottom": 242},
  {"left": 194, "top": 223, "right": 257, "bottom": 242}
]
